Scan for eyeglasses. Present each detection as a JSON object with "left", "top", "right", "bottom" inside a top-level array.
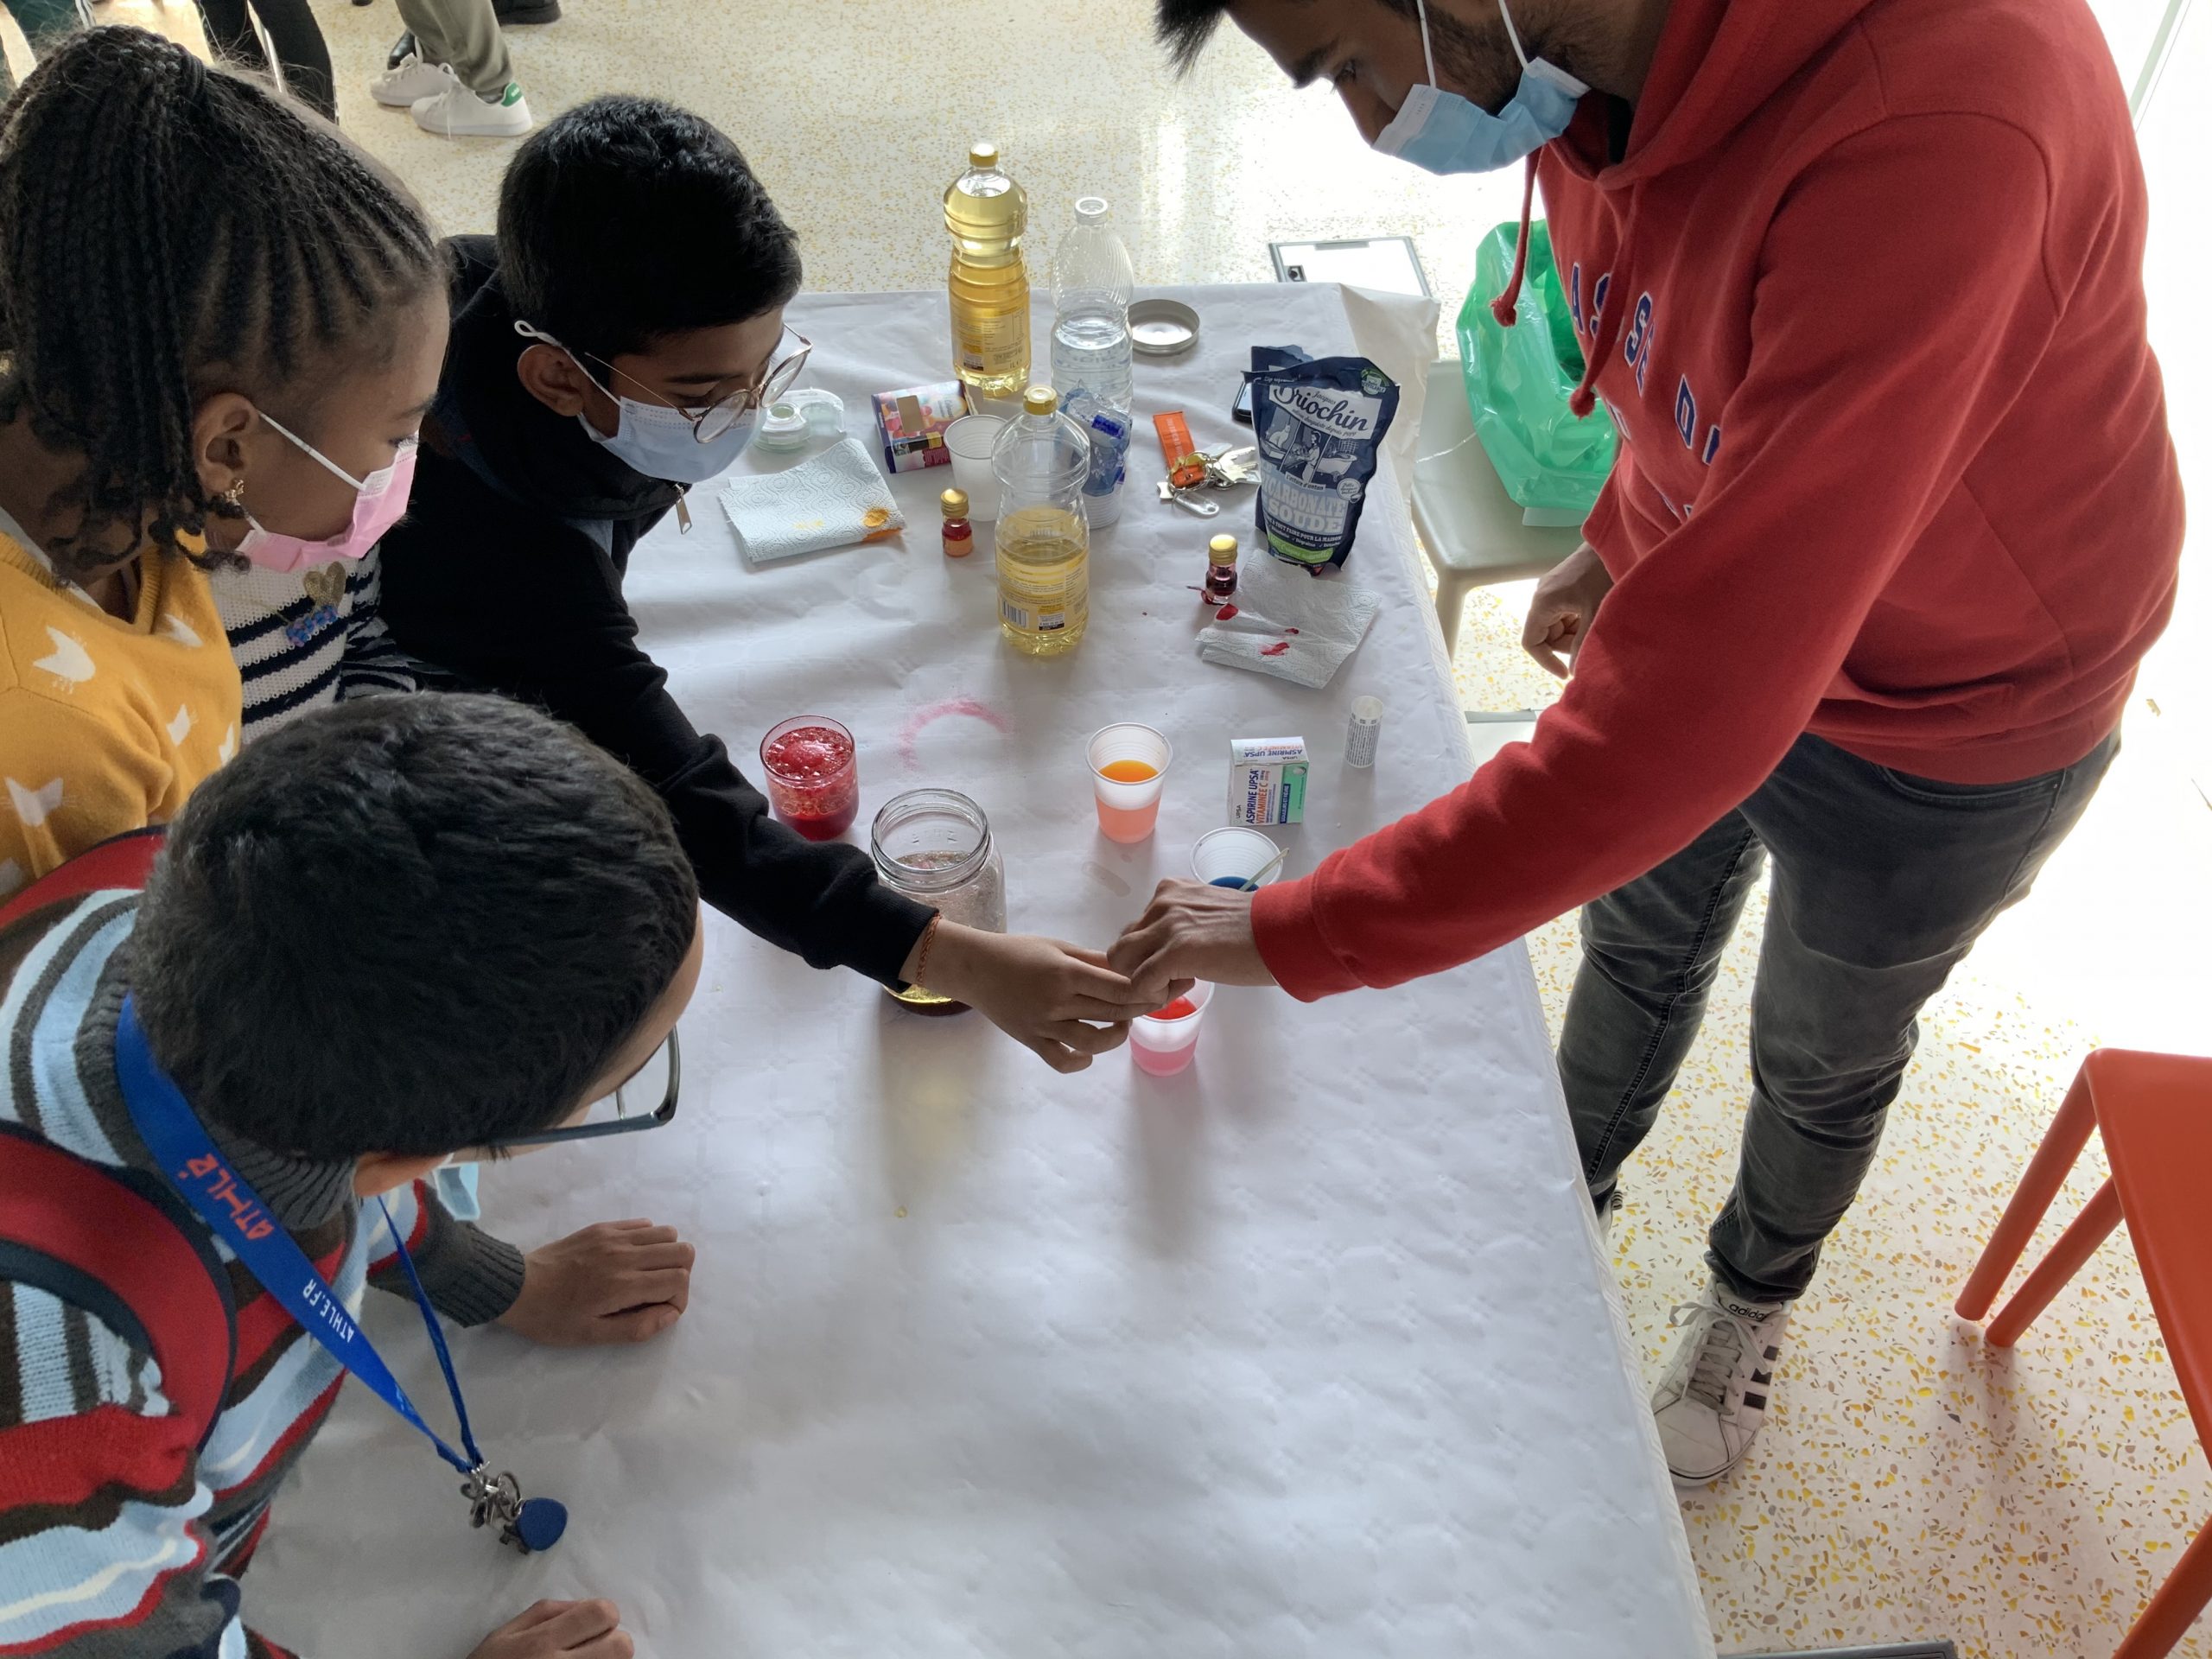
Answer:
[
  {"left": 600, "top": 328, "right": 814, "bottom": 443},
  {"left": 474, "top": 1027, "right": 682, "bottom": 1154}
]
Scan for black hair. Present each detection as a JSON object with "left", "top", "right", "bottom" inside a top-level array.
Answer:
[
  {"left": 497, "top": 93, "right": 802, "bottom": 361},
  {"left": 130, "top": 696, "right": 700, "bottom": 1163},
  {"left": 0, "top": 26, "right": 439, "bottom": 579},
  {"left": 1157, "top": 0, "right": 1238, "bottom": 71}
]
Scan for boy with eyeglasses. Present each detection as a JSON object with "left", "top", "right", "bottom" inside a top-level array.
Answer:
[
  {"left": 378, "top": 95, "right": 1156, "bottom": 1076},
  {"left": 0, "top": 695, "right": 696, "bottom": 1659}
]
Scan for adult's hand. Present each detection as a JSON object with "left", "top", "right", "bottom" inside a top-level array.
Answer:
[
  {"left": 1109, "top": 880, "right": 1278, "bottom": 1003},
  {"left": 467, "top": 1600, "right": 632, "bottom": 1659},
  {"left": 918, "top": 924, "right": 1162, "bottom": 1074},
  {"left": 497, "top": 1221, "right": 694, "bottom": 1346},
  {"left": 1521, "top": 542, "right": 1614, "bottom": 678}
]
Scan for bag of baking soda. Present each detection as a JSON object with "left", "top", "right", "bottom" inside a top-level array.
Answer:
[{"left": 1248, "top": 345, "right": 1401, "bottom": 573}]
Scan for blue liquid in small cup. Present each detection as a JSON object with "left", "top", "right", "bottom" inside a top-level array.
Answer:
[{"left": 1209, "top": 875, "right": 1253, "bottom": 889}]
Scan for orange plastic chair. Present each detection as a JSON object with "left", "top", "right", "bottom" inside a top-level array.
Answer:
[{"left": 1956, "top": 1048, "right": 2212, "bottom": 1659}]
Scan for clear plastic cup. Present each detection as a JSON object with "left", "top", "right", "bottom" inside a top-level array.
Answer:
[
  {"left": 944, "top": 414, "right": 1007, "bottom": 522},
  {"left": 1131, "top": 981, "right": 1214, "bottom": 1076},
  {"left": 1088, "top": 722, "right": 1172, "bottom": 844},
  {"left": 1192, "top": 827, "right": 1282, "bottom": 890}
]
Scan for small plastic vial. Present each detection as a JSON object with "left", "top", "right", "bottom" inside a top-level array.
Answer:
[
  {"left": 1203, "top": 532, "right": 1238, "bottom": 604},
  {"left": 940, "top": 487, "right": 974, "bottom": 557}
]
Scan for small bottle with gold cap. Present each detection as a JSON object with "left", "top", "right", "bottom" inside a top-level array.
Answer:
[
  {"left": 1203, "top": 533, "right": 1239, "bottom": 605},
  {"left": 940, "top": 487, "right": 974, "bottom": 558}
]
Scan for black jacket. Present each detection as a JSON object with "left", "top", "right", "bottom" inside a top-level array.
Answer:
[{"left": 378, "top": 237, "right": 930, "bottom": 984}]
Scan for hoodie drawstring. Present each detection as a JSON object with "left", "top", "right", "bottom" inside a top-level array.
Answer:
[
  {"left": 1487, "top": 155, "right": 1643, "bottom": 424},
  {"left": 1569, "top": 184, "right": 1642, "bottom": 419},
  {"left": 1488, "top": 155, "right": 1541, "bottom": 327}
]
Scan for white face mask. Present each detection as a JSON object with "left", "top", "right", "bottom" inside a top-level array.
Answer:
[
  {"left": 1373, "top": 0, "right": 1587, "bottom": 175},
  {"left": 513, "top": 321, "right": 761, "bottom": 485}
]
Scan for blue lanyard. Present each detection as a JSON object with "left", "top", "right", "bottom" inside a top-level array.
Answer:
[{"left": 112, "top": 995, "right": 564, "bottom": 1552}]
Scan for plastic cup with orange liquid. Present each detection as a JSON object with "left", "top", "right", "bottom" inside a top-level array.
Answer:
[
  {"left": 1087, "top": 722, "right": 1172, "bottom": 843},
  {"left": 1131, "top": 981, "right": 1214, "bottom": 1076}
]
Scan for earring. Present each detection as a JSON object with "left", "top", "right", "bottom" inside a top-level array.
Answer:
[{"left": 220, "top": 477, "right": 247, "bottom": 506}]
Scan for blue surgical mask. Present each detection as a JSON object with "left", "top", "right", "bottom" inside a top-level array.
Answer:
[
  {"left": 514, "top": 321, "right": 760, "bottom": 485},
  {"left": 1374, "top": 0, "right": 1587, "bottom": 175}
]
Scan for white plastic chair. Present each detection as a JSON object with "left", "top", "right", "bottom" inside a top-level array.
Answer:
[{"left": 1409, "top": 359, "right": 1586, "bottom": 656}]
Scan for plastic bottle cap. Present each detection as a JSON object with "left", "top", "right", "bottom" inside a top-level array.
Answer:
[
  {"left": 1208, "top": 534, "right": 1238, "bottom": 562},
  {"left": 1021, "top": 385, "right": 1058, "bottom": 416},
  {"left": 969, "top": 142, "right": 1000, "bottom": 170},
  {"left": 941, "top": 487, "right": 970, "bottom": 517},
  {"left": 1075, "top": 195, "right": 1109, "bottom": 224}
]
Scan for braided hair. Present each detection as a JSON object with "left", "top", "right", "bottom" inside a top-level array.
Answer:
[{"left": 0, "top": 27, "right": 440, "bottom": 578}]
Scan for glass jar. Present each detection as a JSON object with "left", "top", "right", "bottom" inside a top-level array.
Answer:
[{"left": 871, "top": 789, "right": 1007, "bottom": 1014}]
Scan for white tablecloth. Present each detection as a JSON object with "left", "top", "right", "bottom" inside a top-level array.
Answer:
[{"left": 252, "top": 284, "right": 1710, "bottom": 1658}]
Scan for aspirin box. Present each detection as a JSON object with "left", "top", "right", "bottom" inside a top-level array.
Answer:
[{"left": 1228, "top": 736, "right": 1308, "bottom": 826}]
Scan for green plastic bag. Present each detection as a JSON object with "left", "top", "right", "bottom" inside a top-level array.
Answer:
[{"left": 1456, "top": 219, "right": 1618, "bottom": 518}]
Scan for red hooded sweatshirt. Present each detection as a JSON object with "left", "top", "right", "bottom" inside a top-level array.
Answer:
[{"left": 1253, "top": 0, "right": 2184, "bottom": 1000}]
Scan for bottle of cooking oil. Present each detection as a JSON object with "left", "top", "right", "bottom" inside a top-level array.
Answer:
[
  {"left": 944, "top": 142, "right": 1030, "bottom": 401},
  {"left": 990, "top": 386, "right": 1090, "bottom": 657}
]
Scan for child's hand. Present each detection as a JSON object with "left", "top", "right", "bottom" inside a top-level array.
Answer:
[
  {"left": 916, "top": 925, "right": 1160, "bottom": 1073},
  {"left": 468, "top": 1599, "right": 631, "bottom": 1659},
  {"left": 497, "top": 1220, "right": 694, "bottom": 1346}
]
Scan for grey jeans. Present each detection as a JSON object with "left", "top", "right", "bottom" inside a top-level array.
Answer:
[
  {"left": 1561, "top": 728, "right": 2119, "bottom": 1305},
  {"left": 394, "top": 0, "right": 512, "bottom": 96}
]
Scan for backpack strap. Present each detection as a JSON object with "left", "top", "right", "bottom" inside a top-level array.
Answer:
[
  {"left": 0, "top": 1121, "right": 237, "bottom": 1449},
  {"left": 0, "top": 826, "right": 166, "bottom": 931}
]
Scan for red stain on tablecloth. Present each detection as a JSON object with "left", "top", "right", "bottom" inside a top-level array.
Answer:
[{"left": 898, "top": 696, "right": 1012, "bottom": 768}]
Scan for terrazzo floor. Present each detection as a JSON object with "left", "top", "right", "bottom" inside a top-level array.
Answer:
[{"left": 16, "top": 1, "right": 2210, "bottom": 1652}]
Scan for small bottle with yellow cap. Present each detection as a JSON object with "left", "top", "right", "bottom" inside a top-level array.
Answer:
[
  {"left": 1203, "top": 533, "right": 1239, "bottom": 606},
  {"left": 940, "top": 487, "right": 973, "bottom": 558}
]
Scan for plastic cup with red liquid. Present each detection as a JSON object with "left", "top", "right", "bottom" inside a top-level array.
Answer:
[
  {"left": 760, "top": 716, "right": 859, "bottom": 841},
  {"left": 1088, "top": 722, "right": 1172, "bottom": 844},
  {"left": 1130, "top": 980, "right": 1215, "bottom": 1077}
]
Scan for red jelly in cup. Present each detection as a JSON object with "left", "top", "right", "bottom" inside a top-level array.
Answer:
[{"left": 760, "top": 716, "right": 859, "bottom": 841}]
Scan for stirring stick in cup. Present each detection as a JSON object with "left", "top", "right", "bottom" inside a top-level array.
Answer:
[{"left": 1238, "top": 847, "right": 1289, "bottom": 893}]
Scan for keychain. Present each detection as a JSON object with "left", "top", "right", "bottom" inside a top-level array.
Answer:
[{"left": 462, "top": 1466, "right": 569, "bottom": 1554}]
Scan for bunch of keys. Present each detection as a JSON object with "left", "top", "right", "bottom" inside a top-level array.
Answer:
[
  {"left": 461, "top": 1465, "right": 569, "bottom": 1554},
  {"left": 1159, "top": 445, "right": 1262, "bottom": 516}
]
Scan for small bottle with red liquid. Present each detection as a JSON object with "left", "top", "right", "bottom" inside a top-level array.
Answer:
[
  {"left": 940, "top": 486, "right": 974, "bottom": 557},
  {"left": 759, "top": 716, "right": 859, "bottom": 842},
  {"left": 1203, "top": 533, "right": 1238, "bottom": 606}
]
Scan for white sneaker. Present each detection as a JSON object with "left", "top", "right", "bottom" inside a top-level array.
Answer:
[
  {"left": 1650, "top": 1280, "right": 1789, "bottom": 1486},
  {"left": 410, "top": 68, "right": 533, "bottom": 137},
  {"left": 370, "top": 52, "right": 448, "bottom": 107}
]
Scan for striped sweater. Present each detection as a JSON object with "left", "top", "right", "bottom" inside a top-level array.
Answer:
[
  {"left": 0, "top": 893, "right": 524, "bottom": 1657},
  {"left": 212, "top": 552, "right": 415, "bottom": 743}
]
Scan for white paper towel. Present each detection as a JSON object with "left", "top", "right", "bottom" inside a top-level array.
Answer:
[
  {"left": 1198, "top": 553, "right": 1382, "bottom": 689},
  {"left": 721, "top": 435, "right": 905, "bottom": 564}
]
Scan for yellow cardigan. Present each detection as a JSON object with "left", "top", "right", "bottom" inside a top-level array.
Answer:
[{"left": 0, "top": 532, "right": 241, "bottom": 899}]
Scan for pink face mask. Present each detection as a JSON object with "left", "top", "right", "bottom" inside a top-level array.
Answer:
[{"left": 236, "top": 410, "right": 418, "bottom": 574}]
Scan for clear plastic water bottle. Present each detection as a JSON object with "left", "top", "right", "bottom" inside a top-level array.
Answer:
[
  {"left": 1050, "top": 197, "right": 1135, "bottom": 415},
  {"left": 990, "top": 386, "right": 1091, "bottom": 657}
]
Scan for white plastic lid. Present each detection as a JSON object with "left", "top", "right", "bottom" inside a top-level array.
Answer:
[
  {"left": 1351, "top": 696, "right": 1384, "bottom": 726},
  {"left": 1075, "top": 195, "right": 1110, "bottom": 225}
]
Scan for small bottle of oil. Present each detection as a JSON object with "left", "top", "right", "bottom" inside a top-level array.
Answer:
[
  {"left": 1203, "top": 533, "right": 1239, "bottom": 605},
  {"left": 940, "top": 487, "right": 974, "bottom": 557}
]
